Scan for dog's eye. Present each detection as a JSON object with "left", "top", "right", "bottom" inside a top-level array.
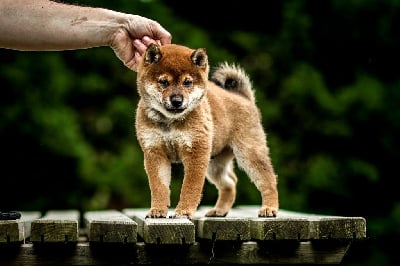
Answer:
[
  {"left": 158, "top": 79, "right": 169, "bottom": 88},
  {"left": 183, "top": 79, "right": 193, "bottom": 87}
]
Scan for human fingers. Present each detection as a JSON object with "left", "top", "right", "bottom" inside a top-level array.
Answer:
[
  {"left": 110, "top": 28, "right": 137, "bottom": 71},
  {"left": 144, "top": 18, "right": 171, "bottom": 45},
  {"left": 133, "top": 39, "right": 148, "bottom": 57},
  {"left": 134, "top": 51, "right": 142, "bottom": 69},
  {"left": 154, "top": 24, "right": 172, "bottom": 45},
  {"left": 128, "top": 15, "right": 171, "bottom": 45}
]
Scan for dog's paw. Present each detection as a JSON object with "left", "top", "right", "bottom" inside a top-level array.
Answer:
[
  {"left": 205, "top": 208, "right": 228, "bottom": 217},
  {"left": 169, "top": 214, "right": 190, "bottom": 219},
  {"left": 258, "top": 206, "right": 278, "bottom": 217},
  {"left": 145, "top": 208, "right": 168, "bottom": 218},
  {"left": 174, "top": 209, "right": 194, "bottom": 219}
]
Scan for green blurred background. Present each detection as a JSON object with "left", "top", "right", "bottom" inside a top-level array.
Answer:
[{"left": 1, "top": 0, "right": 398, "bottom": 264}]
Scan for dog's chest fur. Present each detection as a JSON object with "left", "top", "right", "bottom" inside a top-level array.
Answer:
[{"left": 139, "top": 126, "right": 193, "bottom": 163}]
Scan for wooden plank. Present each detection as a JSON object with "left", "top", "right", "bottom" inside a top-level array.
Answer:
[
  {"left": 30, "top": 210, "right": 79, "bottom": 243},
  {"left": 84, "top": 210, "right": 137, "bottom": 243},
  {"left": 193, "top": 208, "right": 251, "bottom": 241},
  {"left": 235, "top": 206, "right": 366, "bottom": 241},
  {"left": 123, "top": 208, "right": 195, "bottom": 245},
  {"left": 316, "top": 217, "right": 366, "bottom": 239},
  {"left": 0, "top": 211, "right": 41, "bottom": 244},
  {"left": 0, "top": 240, "right": 350, "bottom": 265},
  {"left": 0, "top": 207, "right": 366, "bottom": 264},
  {"left": 248, "top": 209, "right": 312, "bottom": 241},
  {"left": 195, "top": 206, "right": 310, "bottom": 240}
]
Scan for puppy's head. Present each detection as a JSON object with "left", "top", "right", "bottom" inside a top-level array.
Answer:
[{"left": 136, "top": 44, "right": 209, "bottom": 121}]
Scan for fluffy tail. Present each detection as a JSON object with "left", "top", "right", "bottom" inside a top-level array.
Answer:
[{"left": 210, "top": 62, "right": 255, "bottom": 103}]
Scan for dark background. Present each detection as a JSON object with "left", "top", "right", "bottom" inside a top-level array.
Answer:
[{"left": 1, "top": 0, "right": 399, "bottom": 264}]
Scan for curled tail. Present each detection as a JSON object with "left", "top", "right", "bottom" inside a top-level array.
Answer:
[{"left": 210, "top": 62, "right": 255, "bottom": 103}]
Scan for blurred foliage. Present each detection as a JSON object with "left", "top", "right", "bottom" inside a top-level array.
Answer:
[{"left": 1, "top": 0, "right": 399, "bottom": 264}]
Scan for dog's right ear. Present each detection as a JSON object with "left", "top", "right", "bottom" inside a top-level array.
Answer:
[{"left": 144, "top": 43, "right": 162, "bottom": 65}]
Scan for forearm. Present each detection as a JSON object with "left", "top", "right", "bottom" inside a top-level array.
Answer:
[{"left": 0, "top": 0, "right": 127, "bottom": 50}]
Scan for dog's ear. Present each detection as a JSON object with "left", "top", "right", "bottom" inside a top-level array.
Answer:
[
  {"left": 191, "top": 48, "right": 208, "bottom": 68},
  {"left": 144, "top": 43, "right": 162, "bottom": 65}
]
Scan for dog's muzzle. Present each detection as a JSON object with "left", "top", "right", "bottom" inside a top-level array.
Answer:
[{"left": 166, "top": 94, "right": 185, "bottom": 113}]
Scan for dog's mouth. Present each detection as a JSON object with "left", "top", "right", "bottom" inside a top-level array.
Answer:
[{"left": 166, "top": 108, "right": 185, "bottom": 114}]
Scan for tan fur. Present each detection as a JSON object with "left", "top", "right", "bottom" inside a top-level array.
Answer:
[{"left": 135, "top": 44, "right": 279, "bottom": 219}]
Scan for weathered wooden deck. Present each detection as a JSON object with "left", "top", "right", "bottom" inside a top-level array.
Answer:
[{"left": 0, "top": 206, "right": 366, "bottom": 265}]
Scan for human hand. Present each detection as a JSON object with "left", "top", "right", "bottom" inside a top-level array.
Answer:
[{"left": 110, "top": 15, "right": 172, "bottom": 72}]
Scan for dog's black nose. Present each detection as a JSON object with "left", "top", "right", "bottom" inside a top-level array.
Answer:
[{"left": 170, "top": 94, "right": 183, "bottom": 108}]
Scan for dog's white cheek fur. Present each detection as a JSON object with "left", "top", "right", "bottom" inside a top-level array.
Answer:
[
  {"left": 146, "top": 85, "right": 205, "bottom": 121},
  {"left": 185, "top": 86, "right": 206, "bottom": 113},
  {"left": 143, "top": 84, "right": 164, "bottom": 113}
]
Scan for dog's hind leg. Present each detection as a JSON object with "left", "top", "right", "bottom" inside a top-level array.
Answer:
[
  {"left": 205, "top": 149, "right": 238, "bottom": 217},
  {"left": 232, "top": 134, "right": 279, "bottom": 217}
]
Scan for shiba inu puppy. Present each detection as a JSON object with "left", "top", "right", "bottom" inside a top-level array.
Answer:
[{"left": 135, "top": 43, "right": 278, "bottom": 219}]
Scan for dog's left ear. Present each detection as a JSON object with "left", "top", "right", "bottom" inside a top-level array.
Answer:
[
  {"left": 191, "top": 48, "right": 208, "bottom": 68},
  {"left": 144, "top": 43, "right": 162, "bottom": 65}
]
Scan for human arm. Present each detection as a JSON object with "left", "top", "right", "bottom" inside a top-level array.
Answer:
[{"left": 0, "top": 0, "right": 172, "bottom": 71}]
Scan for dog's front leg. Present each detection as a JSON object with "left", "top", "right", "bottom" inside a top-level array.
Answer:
[
  {"left": 174, "top": 149, "right": 209, "bottom": 219},
  {"left": 143, "top": 150, "right": 171, "bottom": 218}
]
